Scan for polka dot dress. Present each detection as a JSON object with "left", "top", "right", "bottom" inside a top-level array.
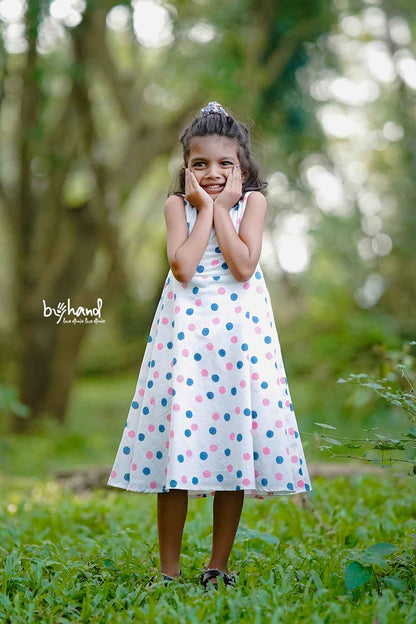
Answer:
[{"left": 107, "top": 191, "right": 312, "bottom": 499}]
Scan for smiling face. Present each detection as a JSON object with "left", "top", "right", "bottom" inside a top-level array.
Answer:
[{"left": 187, "top": 135, "right": 245, "bottom": 199}]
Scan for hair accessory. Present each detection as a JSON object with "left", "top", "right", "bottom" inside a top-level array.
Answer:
[{"left": 201, "top": 101, "right": 229, "bottom": 117}]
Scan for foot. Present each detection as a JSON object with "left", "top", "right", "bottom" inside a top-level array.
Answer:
[{"left": 200, "top": 568, "right": 236, "bottom": 589}]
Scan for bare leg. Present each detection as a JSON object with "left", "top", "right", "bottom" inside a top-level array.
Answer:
[
  {"left": 207, "top": 490, "right": 245, "bottom": 575},
  {"left": 157, "top": 489, "right": 188, "bottom": 577}
]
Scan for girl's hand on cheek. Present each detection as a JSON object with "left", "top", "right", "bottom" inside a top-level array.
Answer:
[
  {"left": 185, "top": 169, "right": 213, "bottom": 213},
  {"left": 213, "top": 166, "right": 243, "bottom": 210}
]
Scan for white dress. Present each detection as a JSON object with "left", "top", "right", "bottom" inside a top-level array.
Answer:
[{"left": 107, "top": 191, "right": 312, "bottom": 498}]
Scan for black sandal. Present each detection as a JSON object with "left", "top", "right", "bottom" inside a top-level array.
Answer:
[
  {"left": 148, "top": 570, "right": 181, "bottom": 588},
  {"left": 200, "top": 568, "right": 236, "bottom": 589}
]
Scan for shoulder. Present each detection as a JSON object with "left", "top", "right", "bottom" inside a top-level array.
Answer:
[
  {"left": 245, "top": 190, "right": 267, "bottom": 209},
  {"left": 164, "top": 193, "right": 186, "bottom": 216}
]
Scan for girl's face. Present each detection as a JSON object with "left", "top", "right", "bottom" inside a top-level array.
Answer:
[{"left": 186, "top": 135, "right": 246, "bottom": 199}]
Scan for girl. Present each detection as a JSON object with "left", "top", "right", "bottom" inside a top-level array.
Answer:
[{"left": 107, "top": 101, "right": 312, "bottom": 589}]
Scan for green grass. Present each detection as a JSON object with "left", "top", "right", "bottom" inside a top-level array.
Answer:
[{"left": 0, "top": 473, "right": 415, "bottom": 623}]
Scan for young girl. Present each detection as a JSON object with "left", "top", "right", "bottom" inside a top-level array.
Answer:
[{"left": 107, "top": 101, "right": 312, "bottom": 588}]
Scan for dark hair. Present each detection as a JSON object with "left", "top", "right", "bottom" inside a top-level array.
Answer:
[{"left": 168, "top": 106, "right": 268, "bottom": 198}]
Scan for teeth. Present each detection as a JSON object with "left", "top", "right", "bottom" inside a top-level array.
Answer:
[{"left": 205, "top": 185, "right": 222, "bottom": 189}]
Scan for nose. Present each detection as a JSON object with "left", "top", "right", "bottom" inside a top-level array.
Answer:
[{"left": 204, "top": 163, "right": 222, "bottom": 179}]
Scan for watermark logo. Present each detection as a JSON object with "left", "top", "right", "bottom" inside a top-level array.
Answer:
[{"left": 43, "top": 298, "right": 106, "bottom": 325}]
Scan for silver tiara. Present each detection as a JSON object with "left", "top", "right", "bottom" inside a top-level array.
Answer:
[{"left": 201, "top": 101, "right": 229, "bottom": 117}]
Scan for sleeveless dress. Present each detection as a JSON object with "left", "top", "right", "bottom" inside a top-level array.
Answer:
[{"left": 107, "top": 191, "right": 312, "bottom": 499}]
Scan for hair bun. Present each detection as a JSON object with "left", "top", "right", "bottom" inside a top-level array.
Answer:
[{"left": 200, "top": 101, "right": 229, "bottom": 117}]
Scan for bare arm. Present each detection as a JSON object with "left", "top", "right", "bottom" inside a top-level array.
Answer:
[
  {"left": 213, "top": 191, "right": 267, "bottom": 282},
  {"left": 164, "top": 194, "right": 213, "bottom": 283}
]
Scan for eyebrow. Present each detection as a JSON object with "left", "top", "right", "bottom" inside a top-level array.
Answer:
[{"left": 189, "top": 155, "right": 236, "bottom": 163}]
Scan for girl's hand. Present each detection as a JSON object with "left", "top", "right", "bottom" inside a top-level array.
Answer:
[
  {"left": 213, "top": 165, "right": 243, "bottom": 210},
  {"left": 185, "top": 168, "right": 213, "bottom": 212}
]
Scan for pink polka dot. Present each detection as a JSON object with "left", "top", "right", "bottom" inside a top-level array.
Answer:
[
  {"left": 174, "top": 306, "right": 180, "bottom": 314},
  {"left": 182, "top": 349, "right": 189, "bottom": 357},
  {"left": 252, "top": 373, "right": 259, "bottom": 380},
  {"left": 297, "top": 479, "right": 304, "bottom": 487},
  {"left": 285, "top": 400, "right": 290, "bottom": 408},
  {"left": 173, "top": 404, "right": 180, "bottom": 411},
  {"left": 188, "top": 323, "right": 195, "bottom": 331},
  {"left": 227, "top": 464, "right": 233, "bottom": 472},
  {"left": 252, "top": 421, "right": 258, "bottom": 429},
  {"left": 212, "top": 412, "right": 220, "bottom": 420},
  {"left": 280, "top": 377, "right": 286, "bottom": 384},
  {"left": 237, "top": 218, "right": 241, "bottom": 224},
  {"left": 203, "top": 470, "right": 211, "bottom": 478},
  {"left": 230, "top": 433, "right": 236, "bottom": 441},
  {"left": 153, "top": 371, "right": 159, "bottom": 378},
  {"left": 219, "top": 386, "right": 226, "bottom": 394},
  {"left": 206, "top": 343, "right": 214, "bottom": 351},
  {"left": 218, "top": 287, "right": 226, "bottom": 294},
  {"left": 150, "top": 481, "right": 157, "bottom": 489},
  {"left": 213, "top": 317, "right": 220, "bottom": 324},
  {"left": 131, "top": 464, "right": 137, "bottom": 471},
  {"left": 177, "top": 375, "right": 184, "bottom": 383},
  {"left": 242, "top": 478, "right": 251, "bottom": 485},
  {"left": 186, "top": 449, "right": 192, "bottom": 457},
  {"left": 288, "top": 427, "right": 294, "bottom": 435},
  {"left": 167, "top": 413, "right": 171, "bottom": 422},
  {"left": 263, "top": 447, "right": 270, "bottom": 455},
  {"left": 243, "top": 283, "right": 250, "bottom": 290},
  {"left": 291, "top": 455, "right": 298, "bottom": 463},
  {"left": 167, "top": 291, "right": 173, "bottom": 299},
  {"left": 195, "top": 299, "right": 202, "bottom": 306},
  {"left": 275, "top": 473, "right": 283, "bottom": 481},
  {"left": 191, "top": 423, "right": 198, "bottom": 431},
  {"left": 235, "top": 407, "right": 240, "bottom": 414},
  {"left": 240, "top": 380, "right": 246, "bottom": 388},
  {"left": 211, "top": 260, "right": 219, "bottom": 266},
  {"left": 162, "top": 317, "right": 169, "bottom": 324},
  {"left": 166, "top": 441, "right": 169, "bottom": 449},
  {"left": 196, "top": 395, "right": 203, "bottom": 403},
  {"left": 201, "top": 369, "right": 209, "bottom": 377},
  {"left": 255, "top": 327, "right": 262, "bottom": 334},
  {"left": 254, "top": 470, "right": 259, "bottom": 478},
  {"left": 111, "top": 470, "right": 117, "bottom": 478},
  {"left": 146, "top": 451, "right": 153, "bottom": 459},
  {"left": 231, "top": 336, "right": 238, "bottom": 343},
  {"left": 210, "top": 444, "right": 218, "bottom": 452},
  {"left": 266, "top": 352, "right": 273, "bottom": 359},
  {"left": 138, "top": 389, "right": 145, "bottom": 396},
  {"left": 243, "top": 452, "right": 251, "bottom": 460},
  {"left": 168, "top": 387, "right": 173, "bottom": 395},
  {"left": 226, "top": 362, "right": 233, "bottom": 370},
  {"left": 128, "top": 430, "right": 135, "bottom": 438},
  {"left": 262, "top": 398, "right": 270, "bottom": 406},
  {"left": 235, "top": 306, "right": 242, "bottom": 313},
  {"left": 169, "top": 430, "right": 174, "bottom": 438},
  {"left": 181, "top": 476, "right": 188, "bottom": 484},
  {"left": 275, "top": 420, "right": 283, "bottom": 428},
  {"left": 256, "top": 286, "right": 263, "bottom": 293}
]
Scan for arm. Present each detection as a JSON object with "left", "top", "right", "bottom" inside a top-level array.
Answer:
[
  {"left": 164, "top": 194, "right": 213, "bottom": 284},
  {"left": 213, "top": 191, "right": 267, "bottom": 282}
]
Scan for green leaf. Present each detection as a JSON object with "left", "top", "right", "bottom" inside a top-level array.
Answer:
[
  {"left": 320, "top": 436, "right": 343, "bottom": 446},
  {"left": 235, "top": 527, "right": 280, "bottom": 545},
  {"left": 365, "top": 542, "right": 396, "bottom": 556},
  {"left": 384, "top": 576, "right": 407, "bottom": 590},
  {"left": 344, "top": 561, "right": 372, "bottom": 590},
  {"left": 315, "top": 422, "right": 337, "bottom": 430}
]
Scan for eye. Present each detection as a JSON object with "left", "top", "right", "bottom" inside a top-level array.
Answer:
[
  {"left": 222, "top": 161, "right": 234, "bottom": 166},
  {"left": 192, "top": 162, "right": 205, "bottom": 167}
]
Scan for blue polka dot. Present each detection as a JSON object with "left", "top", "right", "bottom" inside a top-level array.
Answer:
[
  {"left": 194, "top": 353, "right": 202, "bottom": 361},
  {"left": 305, "top": 484, "right": 310, "bottom": 491},
  {"left": 253, "top": 451, "right": 259, "bottom": 460},
  {"left": 230, "top": 293, "right": 238, "bottom": 300},
  {"left": 192, "top": 287, "right": 199, "bottom": 294},
  {"left": 158, "top": 425, "right": 165, "bottom": 433},
  {"left": 186, "top": 378, "right": 193, "bottom": 386},
  {"left": 261, "top": 478, "right": 268, "bottom": 486},
  {"left": 261, "top": 382, "right": 268, "bottom": 389},
  {"left": 213, "top": 276, "right": 220, "bottom": 281},
  {"left": 231, "top": 387, "right": 237, "bottom": 396},
  {"left": 211, "top": 303, "right": 218, "bottom": 311},
  {"left": 236, "top": 434, "right": 243, "bottom": 442},
  {"left": 266, "top": 430, "right": 274, "bottom": 438},
  {"left": 295, "top": 431, "right": 299, "bottom": 438},
  {"left": 124, "top": 473, "right": 130, "bottom": 481},
  {"left": 217, "top": 474, "right": 224, "bottom": 482},
  {"left": 123, "top": 446, "right": 130, "bottom": 455},
  {"left": 252, "top": 316, "right": 259, "bottom": 323},
  {"left": 178, "top": 332, "right": 185, "bottom": 340},
  {"left": 178, "top": 454, "right": 184, "bottom": 463},
  {"left": 255, "top": 271, "right": 261, "bottom": 279},
  {"left": 143, "top": 467, "right": 150, "bottom": 475},
  {"left": 131, "top": 401, "right": 139, "bottom": 409},
  {"left": 138, "top": 433, "right": 145, "bottom": 441},
  {"left": 166, "top": 372, "right": 172, "bottom": 380},
  {"left": 221, "top": 262, "right": 228, "bottom": 270},
  {"left": 250, "top": 356, "right": 258, "bottom": 364},
  {"left": 224, "top": 413, "right": 231, "bottom": 421},
  {"left": 156, "top": 451, "right": 163, "bottom": 459},
  {"left": 143, "top": 406, "right": 149, "bottom": 415},
  {"left": 276, "top": 456, "right": 284, "bottom": 464},
  {"left": 299, "top": 468, "right": 303, "bottom": 475},
  {"left": 218, "top": 349, "right": 226, "bottom": 357},
  {"left": 186, "top": 410, "right": 193, "bottom": 418},
  {"left": 207, "top": 391, "right": 214, "bottom": 399},
  {"left": 243, "top": 408, "right": 251, "bottom": 416},
  {"left": 186, "top": 308, "right": 194, "bottom": 315},
  {"left": 200, "top": 452, "right": 208, "bottom": 460},
  {"left": 161, "top": 398, "right": 167, "bottom": 406},
  {"left": 242, "top": 343, "right": 248, "bottom": 351},
  {"left": 224, "top": 448, "right": 231, "bottom": 456},
  {"left": 147, "top": 381, "right": 153, "bottom": 388},
  {"left": 264, "top": 336, "right": 272, "bottom": 344},
  {"left": 185, "top": 429, "right": 191, "bottom": 437},
  {"left": 278, "top": 401, "right": 283, "bottom": 408},
  {"left": 202, "top": 327, "right": 209, "bottom": 336},
  {"left": 226, "top": 322, "right": 233, "bottom": 330},
  {"left": 236, "top": 470, "right": 242, "bottom": 478},
  {"left": 170, "top": 480, "right": 177, "bottom": 487},
  {"left": 287, "top": 483, "right": 294, "bottom": 491},
  {"left": 196, "top": 265, "right": 204, "bottom": 273},
  {"left": 192, "top": 477, "right": 199, "bottom": 485},
  {"left": 212, "top": 374, "right": 219, "bottom": 382},
  {"left": 252, "top": 410, "right": 258, "bottom": 419},
  {"left": 215, "top": 246, "right": 221, "bottom": 253},
  {"left": 237, "top": 361, "right": 243, "bottom": 369},
  {"left": 147, "top": 336, "right": 152, "bottom": 343},
  {"left": 209, "top": 427, "right": 217, "bottom": 435}
]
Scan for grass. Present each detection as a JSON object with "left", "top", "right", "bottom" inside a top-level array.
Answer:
[{"left": 0, "top": 472, "right": 415, "bottom": 623}]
